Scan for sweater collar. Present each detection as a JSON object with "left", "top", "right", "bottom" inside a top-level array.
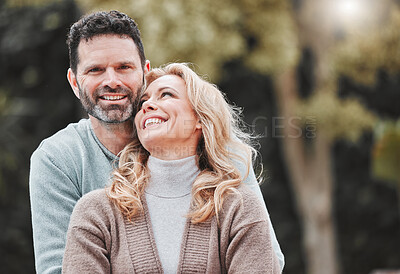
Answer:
[{"left": 146, "top": 155, "right": 200, "bottom": 198}]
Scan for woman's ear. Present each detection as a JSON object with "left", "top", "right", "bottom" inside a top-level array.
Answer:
[{"left": 196, "top": 120, "right": 202, "bottom": 130}]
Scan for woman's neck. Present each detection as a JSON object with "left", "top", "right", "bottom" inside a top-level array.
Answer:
[
  {"left": 146, "top": 155, "right": 200, "bottom": 198},
  {"left": 146, "top": 145, "right": 198, "bottom": 161}
]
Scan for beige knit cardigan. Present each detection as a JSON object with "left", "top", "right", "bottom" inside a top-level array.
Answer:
[{"left": 62, "top": 185, "right": 281, "bottom": 273}]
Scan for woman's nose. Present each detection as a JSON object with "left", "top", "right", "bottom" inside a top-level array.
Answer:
[{"left": 142, "top": 100, "right": 158, "bottom": 113}]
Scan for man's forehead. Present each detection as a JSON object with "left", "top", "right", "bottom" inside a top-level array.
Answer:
[
  {"left": 76, "top": 34, "right": 141, "bottom": 68},
  {"left": 82, "top": 33, "right": 130, "bottom": 42},
  {"left": 78, "top": 34, "right": 136, "bottom": 50}
]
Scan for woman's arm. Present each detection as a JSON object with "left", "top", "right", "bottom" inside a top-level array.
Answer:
[
  {"left": 226, "top": 220, "right": 281, "bottom": 273},
  {"left": 233, "top": 158, "right": 285, "bottom": 271},
  {"left": 221, "top": 186, "right": 282, "bottom": 273},
  {"left": 62, "top": 190, "right": 112, "bottom": 274}
]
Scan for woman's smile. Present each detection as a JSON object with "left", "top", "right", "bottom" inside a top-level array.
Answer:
[{"left": 143, "top": 116, "right": 168, "bottom": 129}]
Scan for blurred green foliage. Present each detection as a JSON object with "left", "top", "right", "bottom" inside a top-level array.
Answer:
[
  {"left": 4, "top": 0, "right": 61, "bottom": 8},
  {"left": 336, "top": 3, "right": 400, "bottom": 85},
  {"left": 372, "top": 120, "right": 400, "bottom": 185},
  {"left": 297, "top": 91, "right": 377, "bottom": 142}
]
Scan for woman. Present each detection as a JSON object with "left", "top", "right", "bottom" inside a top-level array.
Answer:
[{"left": 62, "top": 63, "right": 280, "bottom": 273}]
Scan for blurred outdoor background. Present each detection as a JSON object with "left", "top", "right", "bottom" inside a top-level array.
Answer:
[{"left": 1, "top": 0, "right": 399, "bottom": 273}]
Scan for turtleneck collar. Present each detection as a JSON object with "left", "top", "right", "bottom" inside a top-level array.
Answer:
[{"left": 146, "top": 155, "right": 200, "bottom": 198}]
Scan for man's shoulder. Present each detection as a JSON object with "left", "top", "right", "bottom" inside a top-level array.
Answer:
[
  {"left": 33, "top": 119, "right": 92, "bottom": 156},
  {"left": 41, "top": 118, "right": 91, "bottom": 146}
]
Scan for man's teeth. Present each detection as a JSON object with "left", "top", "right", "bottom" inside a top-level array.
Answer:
[
  {"left": 145, "top": 118, "right": 165, "bottom": 128},
  {"left": 102, "top": 95, "right": 125, "bottom": 101}
]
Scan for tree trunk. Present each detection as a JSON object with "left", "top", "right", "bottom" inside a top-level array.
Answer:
[{"left": 274, "top": 68, "right": 339, "bottom": 274}]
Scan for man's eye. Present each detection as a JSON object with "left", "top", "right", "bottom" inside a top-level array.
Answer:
[
  {"left": 119, "top": 65, "right": 130, "bottom": 70},
  {"left": 88, "top": 68, "right": 102, "bottom": 73}
]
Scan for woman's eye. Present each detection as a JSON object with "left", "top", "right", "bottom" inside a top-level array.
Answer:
[
  {"left": 138, "top": 99, "right": 146, "bottom": 109},
  {"left": 161, "top": 92, "right": 172, "bottom": 98}
]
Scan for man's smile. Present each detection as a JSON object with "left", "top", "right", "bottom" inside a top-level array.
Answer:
[
  {"left": 101, "top": 95, "right": 126, "bottom": 101},
  {"left": 99, "top": 94, "right": 128, "bottom": 102}
]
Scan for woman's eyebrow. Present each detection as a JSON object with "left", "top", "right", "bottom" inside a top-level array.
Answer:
[{"left": 158, "top": 86, "right": 178, "bottom": 93}]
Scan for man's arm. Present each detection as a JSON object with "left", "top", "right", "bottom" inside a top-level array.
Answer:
[
  {"left": 233, "top": 158, "right": 285, "bottom": 271},
  {"left": 29, "top": 147, "right": 81, "bottom": 274}
]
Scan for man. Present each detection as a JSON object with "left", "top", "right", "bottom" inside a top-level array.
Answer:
[{"left": 29, "top": 10, "right": 284, "bottom": 273}]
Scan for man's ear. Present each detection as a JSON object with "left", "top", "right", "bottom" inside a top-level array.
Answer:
[
  {"left": 67, "top": 68, "right": 80, "bottom": 99},
  {"left": 144, "top": 60, "right": 150, "bottom": 74}
]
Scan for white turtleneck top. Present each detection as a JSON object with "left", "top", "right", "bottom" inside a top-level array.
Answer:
[{"left": 145, "top": 155, "right": 200, "bottom": 274}]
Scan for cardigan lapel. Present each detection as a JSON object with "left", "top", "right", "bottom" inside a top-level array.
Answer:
[
  {"left": 124, "top": 197, "right": 212, "bottom": 273},
  {"left": 177, "top": 217, "right": 212, "bottom": 273},
  {"left": 124, "top": 199, "right": 163, "bottom": 273}
]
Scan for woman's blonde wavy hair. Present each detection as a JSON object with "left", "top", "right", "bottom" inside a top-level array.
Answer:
[{"left": 107, "top": 63, "right": 258, "bottom": 224}]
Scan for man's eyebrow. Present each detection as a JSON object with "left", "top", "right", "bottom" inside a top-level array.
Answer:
[
  {"left": 82, "top": 61, "right": 137, "bottom": 71},
  {"left": 118, "top": 61, "right": 137, "bottom": 66},
  {"left": 80, "top": 63, "right": 102, "bottom": 73}
]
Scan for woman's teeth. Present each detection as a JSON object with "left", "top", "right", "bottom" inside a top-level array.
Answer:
[{"left": 145, "top": 118, "right": 165, "bottom": 128}]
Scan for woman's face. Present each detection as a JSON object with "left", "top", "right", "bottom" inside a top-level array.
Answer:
[{"left": 135, "top": 75, "right": 202, "bottom": 160}]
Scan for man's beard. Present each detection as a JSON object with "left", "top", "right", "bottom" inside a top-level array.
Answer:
[{"left": 78, "top": 85, "right": 140, "bottom": 124}]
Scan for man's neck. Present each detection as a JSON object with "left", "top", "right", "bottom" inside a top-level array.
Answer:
[{"left": 89, "top": 116, "right": 135, "bottom": 156}]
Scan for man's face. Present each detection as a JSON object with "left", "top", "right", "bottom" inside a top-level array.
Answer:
[{"left": 68, "top": 34, "right": 145, "bottom": 123}]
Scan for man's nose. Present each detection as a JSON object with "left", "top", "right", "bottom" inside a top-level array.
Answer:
[{"left": 103, "top": 68, "right": 122, "bottom": 89}]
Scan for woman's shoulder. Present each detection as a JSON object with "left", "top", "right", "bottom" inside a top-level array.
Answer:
[
  {"left": 224, "top": 184, "right": 266, "bottom": 210},
  {"left": 220, "top": 184, "right": 268, "bottom": 227},
  {"left": 76, "top": 188, "right": 110, "bottom": 208},
  {"left": 71, "top": 188, "right": 117, "bottom": 224}
]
